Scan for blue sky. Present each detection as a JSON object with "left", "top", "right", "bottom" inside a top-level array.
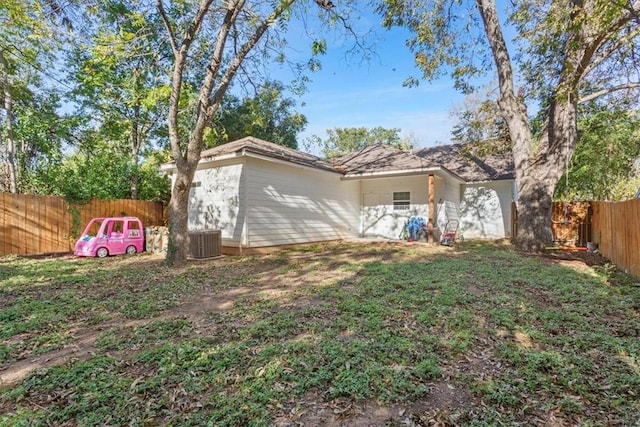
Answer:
[{"left": 273, "top": 22, "right": 466, "bottom": 154}]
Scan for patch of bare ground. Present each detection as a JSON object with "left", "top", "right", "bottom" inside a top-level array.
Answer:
[
  {"left": 275, "top": 332, "right": 500, "bottom": 427},
  {"left": 0, "top": 317, "right": 150, "bottom": 386},
  {"left": 0, "top": 276, "right": 295, "bottom": 387},
  {"left": 533, "top": 248, "right": 610, "bottom": 271},
  {"left": 275, "top": 379, "right": 481, "bottom": 427}
]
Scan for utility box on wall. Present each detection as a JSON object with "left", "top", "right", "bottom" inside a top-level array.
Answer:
[{"left": 188, "top": 230, "right": 222, "bottom": 259}]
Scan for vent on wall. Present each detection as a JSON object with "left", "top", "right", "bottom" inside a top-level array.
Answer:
[{"left": 188, "top": 230, "right": 222, "bottom": 259}]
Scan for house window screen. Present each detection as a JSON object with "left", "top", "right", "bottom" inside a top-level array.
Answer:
[{"left": 393, "top": 192, "right": 410, "bottom": 211}]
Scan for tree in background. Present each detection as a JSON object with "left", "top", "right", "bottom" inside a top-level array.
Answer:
[
  {"left": 450, "top": 89, "right": 510, "bottom": 158},
  {"left": 378, "top": 0, "right": 640, "bottom": 251},
  {"left": 311, "top": 126, "right": 414, "bottom": 158},
  {"left": 0, "top": 0, "right": 69, "bottom": 193},
  {"left": 555, "top": 106, "right": 640, "bottom": 201},
  {"left": 212, "top": 81, "right": 307, "bottom": 149},
  {"left": 452, "top": 91, "right": 640, "bottom": 201},
  {"left": 66, "top": 0, "right": 170, "bottom": 200}
]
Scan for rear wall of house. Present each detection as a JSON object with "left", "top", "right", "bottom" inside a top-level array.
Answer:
[
  {"left": 459, "top": 180, "right": 514, "bottom": 239},
  {"left": 188, "top": 159, "right": 246, "bottom": 247},
  {"left": 360, "top": 175, "right": 432, "bottom": 239},
  {"left": 245, "top": 158, "right": 360, "bottom": 247}
]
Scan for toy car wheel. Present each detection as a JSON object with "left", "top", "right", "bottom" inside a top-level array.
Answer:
[
  {"left": 126, "top": 245, "right": 137, "bottom": 255},
  {"left": 96, "top": 247, "right": 109, "bottom": 258}
]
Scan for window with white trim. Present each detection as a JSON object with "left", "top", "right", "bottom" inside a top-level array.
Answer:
[{"left": 393, "top": 191, "right": 410, "bottom": 211}]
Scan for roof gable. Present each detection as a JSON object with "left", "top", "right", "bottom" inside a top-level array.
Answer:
[
  {"left": 331, "top": 144, "right": 436, "bottom": 175},
  {"left": 414, "top": 144, "right": 514, "bottom": 181},
  {"left": 199, "top": 136, "right": 337, "bottom": 172}
]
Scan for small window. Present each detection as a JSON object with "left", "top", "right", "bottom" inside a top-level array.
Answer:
[
  {"left": 393, "top": 191, "right": 410, "bottom": 211},
  {"left": 128, "top": 220, "right": 141, "bottom": 238}
]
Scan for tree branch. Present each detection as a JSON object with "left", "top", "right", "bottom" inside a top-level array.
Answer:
[
  {"left": 582, "top": 19, "right": 640, "bottom": 76},
  {"left": 475, "top": 0, "right": 532, "bottom": 161},
  {"left": 156, "top": 0, "right": 178, "bottom": 57},
  {"left": 578, "top": 82, "right": 640, "bottom": 103},
  {"left": 208, "top": 0, "right": 297, "bottom": 114}
]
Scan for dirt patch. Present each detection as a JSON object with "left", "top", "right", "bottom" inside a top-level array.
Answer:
[
  {"left": 534, "top": 248, "right": 610, "bottom": 269},
  {"left": 276, "top": 381, "right": 480, "bottom": 427}
]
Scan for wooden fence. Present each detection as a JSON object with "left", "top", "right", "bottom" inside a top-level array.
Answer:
[
  {"left": 0, "top": 193, "right": 165, "bottom": 256},
  {"left": 511, "top": 201, "right": 593, "bottom": 247},
  {"left": 512, "top": 199, "right": 640, "bottom": 277},
  {"left": 591, "top": 199, "right": 640, "bottom": 277}
]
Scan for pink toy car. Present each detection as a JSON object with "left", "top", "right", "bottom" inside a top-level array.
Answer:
[{"left": 74, "top": 217, "right": 144, "bottom": 258}]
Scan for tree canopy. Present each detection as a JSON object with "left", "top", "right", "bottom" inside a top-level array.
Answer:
[
  {"left": 311, "top": 126, "right": 414, "bottom": 158},
  {"left": 1, "top": 0, "right": 318, "bottom": 208},
  {"left": 213, "top": 82, "right": 307, "bottom": 149},
  {"left": 555, "top": 106, "right": 640, "bottom": 201}
]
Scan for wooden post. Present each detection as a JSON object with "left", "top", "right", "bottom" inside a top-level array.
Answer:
[{"left": 428, "top": 174, "right": 435, "bottom": 243}]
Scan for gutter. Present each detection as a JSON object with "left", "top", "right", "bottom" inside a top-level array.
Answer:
[{"left": 341, "top": 166, "right": 466, "bottom": 184}]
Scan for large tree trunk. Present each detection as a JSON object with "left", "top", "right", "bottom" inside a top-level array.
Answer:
[
  {"left": 477, "top": 0, "right": 578, "bottom": 251},
  {"left": 514, "top": 172, "right": 555, "bottom": 251},
  {"left": 513, "top": 99, "right": 577, "bottom": 251}
]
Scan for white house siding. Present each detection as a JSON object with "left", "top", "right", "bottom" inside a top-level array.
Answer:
[
  {"left": 188, "top": 160, "right": 246, "bottom": 246},
  {"left": 432, "top": 175, "right": 462, "bottom": 239},
  {"left": 459, "top": 180, "right": 514, "bottom": 239},
  {"left": 360, "top": 175, "right": 430, "bottom": 239},
  {"left": 245, "top": 158, "right": 360, "bottom": 247}
]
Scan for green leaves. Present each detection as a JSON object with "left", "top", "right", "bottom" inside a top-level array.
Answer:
[
  {"left": 311, "top": 39, "right": 327, "bottom": 55},
  {"left": 213, "top": 81, "right": 307, "bottom": 149},
  {"left": 313, "top": 126, "right": 413, "bottom": 158},
  {"left": 555, "top": 106, "right": 640, "bottom": 201}
]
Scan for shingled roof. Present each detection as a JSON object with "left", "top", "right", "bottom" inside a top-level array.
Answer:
[
  {"left": 165, "top": 137, "right": 514, "bottom": 182},
  {"left": 413, "top": 144, "right": 514, "bottom": 182},
  {"left": 332, "top": 143, "right": 514, "bottom": 182},
  {"left": 331, "top": 144, "right": 435, "bottom": 175},
  {"left": 198, "top": 136, "right": 337, "bottom": 173}
]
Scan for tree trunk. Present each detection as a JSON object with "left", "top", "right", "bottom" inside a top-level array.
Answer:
[
  {"left": 513, "top": 174, "right": 555, "bottom": 251},
  {"left": 130, "top": 167, "right": 140, "bottom": 200},
  {"left": 0, "top": 49, "right": 18, "bottom": 193},
  {"left": 477, "top": 0, "right": 579, "bottom": 252},
  {"left": 166, "top": 166, "right": 195, "bottom": 267},
  {"left": 514, "top": 99, "right": 577, "bottom": 251},
  {"left": 157, "top": 0, "right": 306, "bottom": 266}
]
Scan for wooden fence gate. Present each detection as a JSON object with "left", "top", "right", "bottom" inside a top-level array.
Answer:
[{"left": 511, "top": 201, "right": 593, "bottom": 247}]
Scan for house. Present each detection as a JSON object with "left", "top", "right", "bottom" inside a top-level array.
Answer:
[{"left": 160, "top": 136, "right": 515, "bottom": 254}]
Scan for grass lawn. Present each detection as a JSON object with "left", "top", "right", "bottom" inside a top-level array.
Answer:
[{"left": 1, "top": 241, "right": 639, "bottom": 426}]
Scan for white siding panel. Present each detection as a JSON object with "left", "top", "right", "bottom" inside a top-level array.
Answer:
[
  {"left": 360, "top": 176, "right": 429, "bottom": 239},
  {"left": 246, "top": 159, "right": 360, "bottom": 247},
  {"left": 434, "top": 176, "right": 460, "bottom": 229},
  {"left": 188, "top": 161, "right": 246, "bottom": 244},
  {"left": 459, "top": 180, "right": 514, "bottom": 239}
]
